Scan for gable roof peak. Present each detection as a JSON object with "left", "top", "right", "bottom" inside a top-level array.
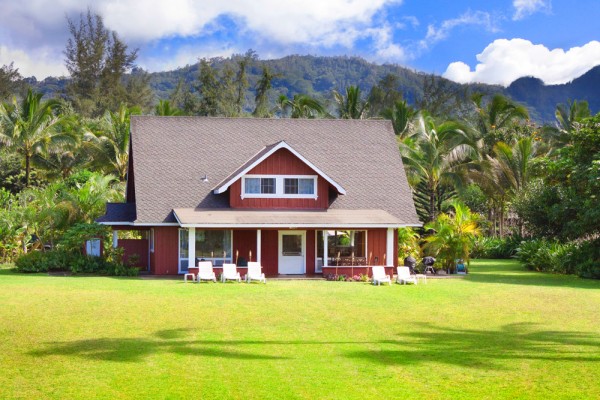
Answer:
[{"left": 213, "top": 140, "right": 346, "bottom": 195}]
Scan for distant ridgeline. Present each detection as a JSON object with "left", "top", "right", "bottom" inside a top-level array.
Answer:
[{"left": 26, "top": 55, "right": 600, "bottom": 123}]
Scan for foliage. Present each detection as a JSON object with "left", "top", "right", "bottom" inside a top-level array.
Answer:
[
  {"left": 471, "top": 235, "right": 523, "bottom": 259},
  {"left": 514, "top": 114, "right": 600, "bottom": 240},
  {"left": 333, "top": 86, "right": 368, "bottom": 119},
  {"left": 14, "top": 248, "right": 138, "bottom": 276},
  {"left": 397, "top": 227, "right": 421, "bottom": 260},
  {"left": 58, "top": 223, "right": 110, "bottom": 254},
  {"left": 515, "top": 238, "right": 600, "bottom": 278},
  {"left": 0, "top": 89, "right": 77, "bottom": 187},
  {"left": 0, "top": 62, "right": 21, "bottom": 101},
  {"left": 423, "top": 200, "right": 482, "bottom": 271},
  {"left": 401, "top": 112, "right": 473, "bottom": 222},
  {"left": 83, "top": 104, "right": 139, "bottom": 180},
  {"left": 65, "top": 9, "right": 139, "bottom": 117}
]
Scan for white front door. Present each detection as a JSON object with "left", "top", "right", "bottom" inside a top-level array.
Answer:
[{"left": 278, "top": 231, "right": 306, "bottom": 274}]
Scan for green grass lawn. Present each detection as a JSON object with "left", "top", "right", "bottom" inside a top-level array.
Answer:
[{"left": 1, "top": 260, "right": 599, "bottom": 399}]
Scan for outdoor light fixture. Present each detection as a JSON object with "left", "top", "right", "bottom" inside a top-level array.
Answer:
[{"left": 201, "top": 174, "right": 209, "bottom": 182}]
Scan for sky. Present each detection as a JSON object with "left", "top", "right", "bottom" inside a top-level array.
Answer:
[{"left": 0, "top": 0, "right": 599, "bottom": 86}]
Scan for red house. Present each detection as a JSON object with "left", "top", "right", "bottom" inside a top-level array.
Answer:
[{"left": 97, "top": 117, "right": 420, "bottom": 277}]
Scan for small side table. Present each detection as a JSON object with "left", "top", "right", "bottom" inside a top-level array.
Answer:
[
  {"left": 415, "top": 274, "right": 427, "bottom": 284},
  {"left": 184, "top": 273, "right": 196, "bottom": 282}
]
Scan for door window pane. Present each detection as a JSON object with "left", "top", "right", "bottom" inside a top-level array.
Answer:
[{"left": 282, "top": 235, "right": 302, "bottom": 256}]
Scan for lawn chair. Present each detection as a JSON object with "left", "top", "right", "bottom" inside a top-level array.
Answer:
[
  {"left": 371, "top": 266, "right": 391, "bottom": 286},
  {"left": 197, "top": 261, "right": 217, "bottom": 283},
  {"left": 221, "top": 263, "right": 241, "bottom": 283},
  {"left": 245, "top": 262, "right": 266, "bottom": 283},
  {"left": 396, "top": 266, "right": 418, "bottom": 285}
]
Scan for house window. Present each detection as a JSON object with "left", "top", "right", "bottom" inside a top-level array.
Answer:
[
  {"left": 284, "top": 178, "right": 315, "bottom": 195},
  {"left": 245, "top": 177, "right": 275, "bottom": 194},
  {"left": 149, "top": 228, "right": 154, "bottom": 253},
  {"left": 178, "top": 229, "right": 189, "bottom": 272},
  {"left": 195, "top": 230, "right": 232, "bottom": 266},
  {"left": 242, "top": 175, "right": 317, "bottom": 199}
]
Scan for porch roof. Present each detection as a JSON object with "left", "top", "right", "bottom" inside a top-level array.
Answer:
[{"left": 172, "top": 208, "right": 419, "bottom": 228}]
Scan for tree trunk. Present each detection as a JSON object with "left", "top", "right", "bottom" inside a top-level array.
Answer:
[{"left": 25, "top": 154, "right": 31, "bottom": 188}]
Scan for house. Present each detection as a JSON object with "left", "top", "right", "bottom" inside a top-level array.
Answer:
[{"left": 97, "top": 117, "right": 420, "bottom": 276}]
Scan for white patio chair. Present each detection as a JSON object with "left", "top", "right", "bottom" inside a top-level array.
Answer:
[
  {"left": 371, "top": 266, "right": 391, "bottom": 286},
  {"left": 396, "top": 266, "right": 418, "bottom": 285},
  {"left": 197, "top": 261, "right": 217, "bottom": 283},
  {"left": 221, "top": 263, "right": 241, "bottom": 283},
  {"left": 245, "top": 262, "right": 266, "bottom": 284}
]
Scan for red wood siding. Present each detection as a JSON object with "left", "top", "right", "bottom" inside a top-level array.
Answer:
[
  {"left": 322, "top": 266, "right": 394, "bottom": 278},
  {"left": 118, "top": 239, "right": 148, "bottom": 269},
  {"left": 233, "top": 230, "right": 258, "bottom": 265},
  {"left": 229, "top": 148, "right": 330, "bottom": 209},
  {"left": 151, "top": 226, "right": 179, "bottom": 275},
  {"left": 260, "top": 230, "right": 278, "bottom": 276},
  {"left": 367, "top": 229, "right": 388, "bottom": 266},
  {"left": 306, "top": 230, "right": 316, "bottom": 274}
]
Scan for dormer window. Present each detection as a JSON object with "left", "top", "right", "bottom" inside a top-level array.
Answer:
[{"left": 242, "top": 175, "right": 317, "bottom": 199}]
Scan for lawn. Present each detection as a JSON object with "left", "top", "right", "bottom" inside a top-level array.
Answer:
[{"left": 0, "top": 260, "right": 599, "bottom": 399}]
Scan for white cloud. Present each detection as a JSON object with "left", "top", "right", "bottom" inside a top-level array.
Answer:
[
  {"left": 443, "top": 38, "right": 600, "bottom": 86},
  {"left": 420, "top": 10, "right": 499, "bottom": 50},
  {"left": 96, "top": 0, "right": 399, "bottom": 46},
  {"left": 0, "top": 0, "right": 408, "bottom": 78},
  {"left": 0, "top": 46, "right": 67, "bottom": 79},
  {"left": 512, "top": 0, "right": 551, "bottom": 20}
]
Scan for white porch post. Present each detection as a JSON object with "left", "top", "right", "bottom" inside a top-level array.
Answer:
[
  {"left": 256, "top": 229, "right": 262, "bottom": 263},
  {"left": 386, "top": 227, "right": 394, "bottom": 267},
  {"left": 188, "top": 227, "right": 196, "bottom": 269},
  {"left": 112, "top": 230, "right": 118, "bottom": 248},
  {"left": 323, "top": 230, "right": 329, "bottom": 267}
]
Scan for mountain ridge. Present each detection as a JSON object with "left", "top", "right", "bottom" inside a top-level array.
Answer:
[{"left": 26, "top": 55, "right": 600, "bottom": 123}]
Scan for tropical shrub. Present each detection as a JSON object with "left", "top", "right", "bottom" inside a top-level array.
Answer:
[
  {"left": 397, "top": 227, "right": 421, "bottom": 260},
  {"left": 423, "top": 200, "right": 482, "bottom": 272},
  {"left": 472, "top": 235, "right": 523, "bottom": 259},
  {"left": 515, "top": 239, "right": 575, "bottom": 274},
  {"left": 15, "top": 249, "right": 138, "bottom": 276}
]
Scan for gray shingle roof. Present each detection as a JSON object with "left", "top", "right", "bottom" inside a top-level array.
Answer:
[
  {"left": 96, "top": 202, "right": 136, "bottom": 223},
  {"left": 128, "top": 116, "right": 420, "bottom": 225}
]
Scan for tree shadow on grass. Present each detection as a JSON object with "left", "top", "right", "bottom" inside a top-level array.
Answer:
[
  {"left": 28, "top": 328, "right": 289, "bottom": 362},
  {"left": 346, "top": 322, "right": 600, "bottom": 369},
  {"left": 464, "top": 262, "right": 600, "bottom": 290}
]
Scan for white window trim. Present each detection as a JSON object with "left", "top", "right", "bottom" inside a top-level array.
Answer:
[{"left": 241, "top": 174, "right": 318, "bottom": 200}]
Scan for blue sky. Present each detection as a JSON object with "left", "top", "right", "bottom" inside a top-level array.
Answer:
[{"left": 0, "top": 0, "right": 599, "bottom": 86}]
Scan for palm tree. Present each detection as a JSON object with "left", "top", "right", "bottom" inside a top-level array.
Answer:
[
  {"left": 400, "top": 113, "right": 473, "bottom": 222},
  {"left": 83, "top": 104, "right": 139, "bottom": 181},
  {"left": 276, "top": 94, "right": 327, "bottom": 119},
  {"left": 381, "top": 100, "right": 416, "bottom": 138},
  {"left": 155, "top": 99, "right": 183, "bottom": 116},
  {"left": 471, "top": 93, "right": 529, "bottom": 154},
  {"left": 468, "top": 136, "right": 540, "bottom": 236},
  {"left": 0, "top": 90, "right": 75, "bottom": 187},
  {"left": 333, "top": 86, "right": 368, "bottom": 119},
  {"left": 424, "top": 200, "right": 482, "bottom": 272},
  {"left": 543, "top": 100, "right": 590, "bottom": 146}
]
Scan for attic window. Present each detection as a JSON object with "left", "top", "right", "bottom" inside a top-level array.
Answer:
[{"left": 242, "top": 175, "right": 317, "bottom": 199}]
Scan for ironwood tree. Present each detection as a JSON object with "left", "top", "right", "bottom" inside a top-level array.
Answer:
[{"left": 64, "top": 9, "right": 139, "bottom": 117}]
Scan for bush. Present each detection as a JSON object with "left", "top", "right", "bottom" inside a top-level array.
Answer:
[
  {"left": 570, "top": 239, "right": 600, "bottom": 279},
  {"left": 15, "top": 249, "right": 138, "bottom": 277},
  {"left": 516, "top": 239, "right": 575, "bottom": 274},
  {"left": 472, "top": 235, "right": 523, "bottom": 259}
]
